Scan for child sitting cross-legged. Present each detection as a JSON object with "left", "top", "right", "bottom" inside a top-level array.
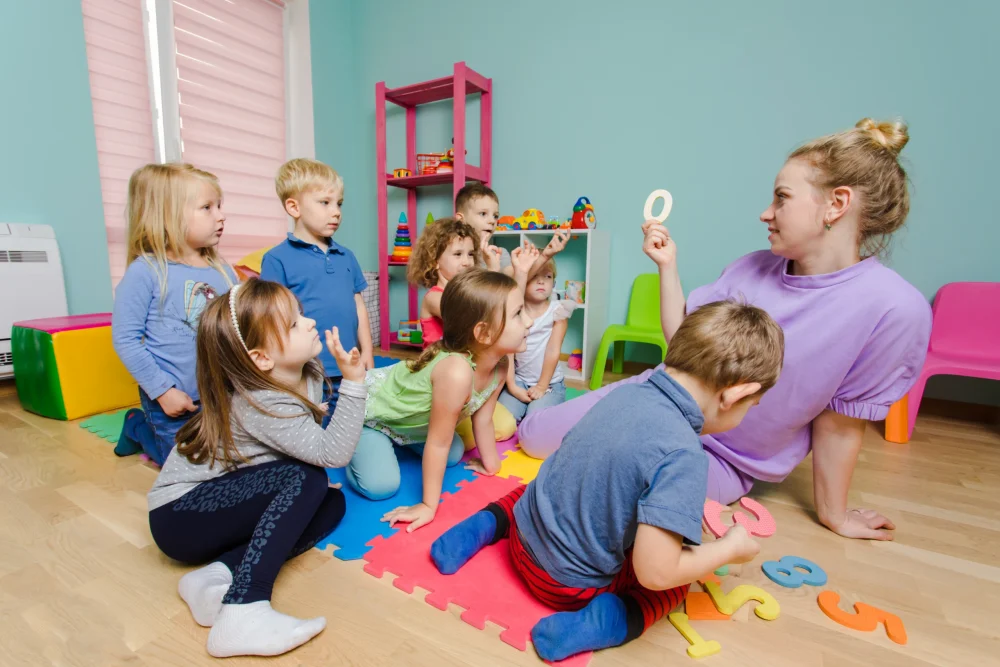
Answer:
[{"left": 430, "top": 299, "right": 785, "bottom": 662}]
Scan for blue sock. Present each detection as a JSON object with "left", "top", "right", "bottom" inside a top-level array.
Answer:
[
  {"left": 430, "top": 510, "right": 497, "bottom": 574},
  {"left": 114, "top": 409, "right": 145, "bottom": 457},
  {"left": 531, "top": 593, "right": 629, "bottom": 662}
]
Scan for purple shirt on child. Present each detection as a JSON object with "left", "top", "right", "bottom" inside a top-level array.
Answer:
[{"left": 686, "top": 250, "right": 932, "bottom": 483}]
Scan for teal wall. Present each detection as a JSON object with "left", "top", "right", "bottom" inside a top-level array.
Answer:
[
  {"left": 0, "top": 1, "right": 112, "bottom": 314},
  {"left": 311, "top": 0, "right": 1000, "bottom": 404}
]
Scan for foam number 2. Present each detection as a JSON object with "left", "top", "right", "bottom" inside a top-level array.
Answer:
[
  {"left": 817, "top": 591, "right": 908, "bottom": 645},
  {"left": 761, "top": 555, "right": 828, "bottom": 588},
  {"left": 703, "top": 497, "right": 777, "bottom": 538},
  {"left": 703, "top": 581, "right": 780, "bottom": 620},
  {"left": 668, "top": 612, "right": 721, "bottom": 659}
]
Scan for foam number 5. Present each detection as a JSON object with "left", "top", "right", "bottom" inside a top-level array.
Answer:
[
  {"left": 761, "top": 555, "right": 828, "bottom": 588},
  {"left": 703, "top": 497, "right": 777, "bottom": 538},
  {"left": 817, "top": 591, "right": 908, "bottom": 645},
  {"left": 702, "top": 581, "right": 780, "bottom": 620},
  {"left": 668, "top": 612, "right": 722, "bottom": 659}
]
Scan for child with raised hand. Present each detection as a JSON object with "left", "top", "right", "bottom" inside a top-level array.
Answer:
[
  {"left": 454, "top": 183, "right": 571, "bottom": 284},
  {"left": 113, "top": 163, "right": 238, "bottom": 465},
  {"left": 431, "top": 299, "right": 785, "bottom": 662},
  {"left": 261, "top": 159, "right": 374, "bottom": 421},
  {"left": 147, "top": 278, "right": 367, "bottom": 658},
  {"left": 406, "top": 218, "right": 480, "bottom": 349},
  {"left": 348, "top": 255, "right": 539, "bottom": 533},
  {"left": 498, "top": 258, "right": 577, "bottom": 422}
]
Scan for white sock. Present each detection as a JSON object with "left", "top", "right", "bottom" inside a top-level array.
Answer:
[
  {"left": 177, "top": 562, "right": 232, "bottom": 627},
  {"left": 206, "top": 601, "right": 327, "bottom": 658}
]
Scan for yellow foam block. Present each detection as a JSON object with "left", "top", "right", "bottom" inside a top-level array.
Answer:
[
  {"left": 455, "top": 402, "right": 517, "bottom": 450},
  {"left": 52, "top": 327, "right": 138, "bottom": 420}
]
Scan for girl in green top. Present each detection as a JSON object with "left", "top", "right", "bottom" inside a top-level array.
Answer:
[{"left": 347, "top": 255, "right": 538, "bottom": 532}]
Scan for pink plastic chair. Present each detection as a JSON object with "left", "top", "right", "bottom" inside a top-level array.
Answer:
[{"left": 903, "top": 282, "right": 1000, "bottom": 438}]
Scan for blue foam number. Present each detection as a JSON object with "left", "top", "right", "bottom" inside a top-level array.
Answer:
[{"left": 761, "top": 555, "right": 828, "bottom": 588}]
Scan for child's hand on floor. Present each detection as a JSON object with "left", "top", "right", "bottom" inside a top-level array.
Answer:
[
  {"left": 157, "top": 387, "right": 197, "bottom": 417},
  {"left": 719, "top": 524, "right": 760, "bottom": 564},
  {"left": 526, "top": 384, "right": 550, "bottom": 400},
  {"left": 382, "top": 502, "right": 436, "bottom": 533},
  {"left": 464, "top": 458, "right": 496, "bottom": 476},
  {"left": 326, "top": 327, "right": 365, "bottom": 383},
  {"left": 642, "top": 219, "right": 677, "bottom": 268}
]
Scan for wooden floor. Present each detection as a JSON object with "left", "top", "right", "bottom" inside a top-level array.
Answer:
[{"left": 1, "top": 376, "right": 998, "bottom": 667}]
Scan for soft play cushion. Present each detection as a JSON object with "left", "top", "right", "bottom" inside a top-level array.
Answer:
[{"left": 12, "top": 314, "right": 137, "bottom": 420}]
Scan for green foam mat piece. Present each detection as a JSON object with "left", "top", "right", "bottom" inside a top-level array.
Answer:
[
  {"left": 80, "top": 409, "right": 131, "bottom": 443},
  {"left": 566, "top": 387, "right": 588, "bottom": 400}
]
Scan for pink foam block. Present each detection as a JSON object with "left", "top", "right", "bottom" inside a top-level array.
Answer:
[
  {"left": 363, "top": 474, "right": 591, "bottom": 666},
  {"left": 703, "top": 497, "right": 776, "bottom": 538},
  {"left": 12, "top": 313, "right": 112, "bottom": 334}
]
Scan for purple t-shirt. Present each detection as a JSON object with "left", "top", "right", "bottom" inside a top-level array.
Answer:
[{"left": 686, "top": 251, "right": 931, "bottom": 483}]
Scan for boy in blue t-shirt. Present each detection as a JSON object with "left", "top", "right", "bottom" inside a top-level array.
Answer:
[
  {"left": 431, "top": 299, "right": 785, "bottom": 662},
  {"left": 261, "top": 159, "right": 373, "bottom": 419}
]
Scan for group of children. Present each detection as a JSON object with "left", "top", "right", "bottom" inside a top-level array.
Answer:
[{"left": 110, "top": 157, "right": 786, "bottom": 660}]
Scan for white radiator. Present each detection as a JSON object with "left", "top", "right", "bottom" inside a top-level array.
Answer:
[{"left": 0, "top": 223, "right": 69, "bottom": 379}]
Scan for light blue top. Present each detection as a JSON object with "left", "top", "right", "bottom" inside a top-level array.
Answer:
[{"left": 112, "top": 258, "right": 236, "bottom": 401}]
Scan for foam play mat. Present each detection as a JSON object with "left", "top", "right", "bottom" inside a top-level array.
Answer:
[
  {"left": 79, "top": 409, "right": 130, "bottom": 443},
  {"left": 315, "top": 446, "right": 477, "bottom": 561},
  {"left": 362, "top": 473, "right": 592, "bottom": 666}
]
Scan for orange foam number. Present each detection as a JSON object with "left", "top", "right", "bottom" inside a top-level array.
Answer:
[
  {"left": 703, "top": 581, "right": 780, "bottom": 620},
  {"left": 685, "top": 591, "right": 730, "bottom": 621},
  {"left": 668, "top": 612, "right": 722, "bottom": 659},
  {"left": 703, "top": 497, "right": 776, "bottom": 538},
  {"left": 817, "top": 591, "right": 908, "bottom": 645}
]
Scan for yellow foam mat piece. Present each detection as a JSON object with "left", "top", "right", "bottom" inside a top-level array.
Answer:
[
  {"left": 53, "top": 327, "right": 138, "bottom": 421},
  {"left": 497, "top": 446, "right": 543, "bottom": 483}
]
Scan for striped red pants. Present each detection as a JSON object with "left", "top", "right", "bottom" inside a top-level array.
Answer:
[{"left": 487, "top": 485, "right": 688, "bottom": 637}]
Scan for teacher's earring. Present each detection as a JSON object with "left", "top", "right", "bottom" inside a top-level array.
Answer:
[{"left": 824, "top": 223, "right": 832, "bottom": 231}]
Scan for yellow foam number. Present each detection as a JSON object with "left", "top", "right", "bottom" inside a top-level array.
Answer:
[
  {"left": 668, "top": 612, "right": 722, "bottom": 659},
  {"left": 703, "top": 581, "right": 780, "bottom": 620}
]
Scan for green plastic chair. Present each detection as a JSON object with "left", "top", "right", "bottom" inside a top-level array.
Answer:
[{"left": 589, "top": 273, "right": 668, "bottom": 389}]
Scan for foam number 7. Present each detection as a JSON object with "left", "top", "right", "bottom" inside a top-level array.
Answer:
[
  {"left": 703, "top": 497, "right": 776, "bottom": 538},
  {"left": 702, "top": 581, "right": 781, "bottom": 620},
  {"left": 668, "top": 612, "right": 721, "bottom": 659},
  {"left": 817, "top": 591, "right": 908, "bottom": 645},
  {"left": 761, "top": 555, "right": 828, "bottom": 588}
]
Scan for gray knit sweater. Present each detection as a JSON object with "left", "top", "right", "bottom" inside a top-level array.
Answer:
[{"left": 147, "top": 378, "right": 366, "bottom": 511}]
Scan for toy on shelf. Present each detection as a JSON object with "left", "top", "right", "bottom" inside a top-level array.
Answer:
[
  {"left": 571, "top": 197, "right": 597, "bottom": 229},
  {"left": 496, "top": 215, "right": 516, "bottom": 231},
  {"left": 546, "top": 216, "right": 562, "bottom": 229},
  {"left": 512, "top": 208, "right": 545, "bottom": 230},
  {"left": 416, "top": 153, "right": 445, "bottom": 175},
  {"left": 392, "top": 168, "right": 412, "bottom": 178},
  {"left": 567, "top": 349, "right": 583, "bottom": 371},
  {"left": 565, "top": 280, "right": 586, "bottom": 304},
  {"left": 425, "top": 212, "right": 435, "bottom": 226},
  {"left": 12, "top": 314, "right": 138, "bottom": 420},
  {"left": 397, "top": 320, "right": 422, "bottom": 344},
  {"left": 390, "top": 213, "right": 413, "bottom": 262}
]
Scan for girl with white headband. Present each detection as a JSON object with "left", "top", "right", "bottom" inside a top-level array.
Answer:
[{"left": 146, "top": 278, "right": 366, "bottom": 658}]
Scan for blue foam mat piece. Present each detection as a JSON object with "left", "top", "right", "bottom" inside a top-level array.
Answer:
[
  {"left": 315, "top": 446, "right": 477, "bottom": 561},
  {"left": 373, "top": 355, "right": 398, "bottom": 369}
]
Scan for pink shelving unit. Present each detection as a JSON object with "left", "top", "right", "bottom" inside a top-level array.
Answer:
[{"left": 376, "top": 62, "right": 493, "bottom": 350}]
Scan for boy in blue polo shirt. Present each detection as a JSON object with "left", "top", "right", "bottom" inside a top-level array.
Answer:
[
  {"left": 430, "top": 299, "right": 785, "bottom": 662},
  {"left": 261, "top": 158, "right": 374, "bottom": 419}
]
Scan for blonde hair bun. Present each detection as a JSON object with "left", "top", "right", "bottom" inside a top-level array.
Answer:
[{"left": 855, "top": 118, "right": 909, "bottom": 155}]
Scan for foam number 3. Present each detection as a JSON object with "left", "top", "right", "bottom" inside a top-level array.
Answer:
[
  {"left": 817, "top": 591, "right": 908, "bottom": 645},
  {"left": 761, "top": 555, "right": 828, "bottom": 588},
  {"left": 703, "top": 497, "right": 777, "bottom": 538},
  {"left": 668, "top": 612, "right": 721, "bottom": 659},
  {"left": 703, "top": 581, "right": 780, "bottom": 620}
]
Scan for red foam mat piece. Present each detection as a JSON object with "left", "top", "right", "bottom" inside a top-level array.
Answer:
[{"left": 362, "top": 474, "right": 592, "bottom": 666}]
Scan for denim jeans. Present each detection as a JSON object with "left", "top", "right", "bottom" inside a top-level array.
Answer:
[
  {"left": 137, "top": 389, "right": 198, "bottom": 465},
  {"left": 344, "top": 427, "right": 465, "bottom": 500}
]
